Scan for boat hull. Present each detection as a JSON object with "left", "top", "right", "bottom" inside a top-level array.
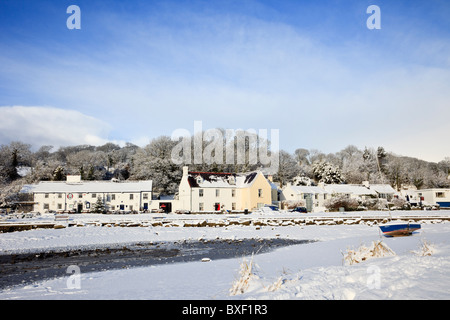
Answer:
[{"left": 379, "top": 223, "right": 421, "bottom": 236}]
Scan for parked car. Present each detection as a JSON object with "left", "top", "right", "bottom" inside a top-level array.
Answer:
[
  {"left": 290, "top": 207, "right": 307, "bottom": 213},
  {"left": 264, "top": 205, "right": 279, "bottom": 211}
]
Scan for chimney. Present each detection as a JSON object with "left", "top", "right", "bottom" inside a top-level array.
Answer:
[
  {"left": 66, "top": 175, "right": 81, "bottom": 184},
  {"left": 362, "top": 181, "right": 370, "bottom": 188},
  {"left": 182, "top": 166, "right": 189, "bottom": 177}
]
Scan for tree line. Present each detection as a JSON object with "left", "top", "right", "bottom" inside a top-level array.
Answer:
[{"left": 1, "top": 136, "right": 449, "bottom": 208}]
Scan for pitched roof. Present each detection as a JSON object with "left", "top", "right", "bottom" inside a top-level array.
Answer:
[
  {"left": 22, "top": 180, "right": 153, "bottom": 194},
  {"left": 369, "top": 184, "right": 397, "bottom": 194},
  {"left": 187, "top": 171, "right": 260, "bottom": 188},
  {"left": 289, "top": 185, "right": 328, "bottom": 194},
  {"left": 324, "top": 184, "right": 377, "bottom": 196}
]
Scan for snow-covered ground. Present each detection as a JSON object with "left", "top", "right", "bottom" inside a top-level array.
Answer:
[{"left": 1, "top": 211, "right": 450, "bottom": 300}]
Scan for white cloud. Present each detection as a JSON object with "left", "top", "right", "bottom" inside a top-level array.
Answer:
[{"left": 0, "top": 106, "right": 112, "bottom": 149}]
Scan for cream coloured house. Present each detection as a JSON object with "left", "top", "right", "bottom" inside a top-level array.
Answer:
[
  {"left": 178, "top": 166, "right": 273, "bottom": 212},
  {"left": 24, "top": 175, "right": 152, "bottom": 213}
]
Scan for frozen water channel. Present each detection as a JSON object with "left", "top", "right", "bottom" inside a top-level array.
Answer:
[{"left": 0, "top": 238, "right": 313, "bottom": 289}]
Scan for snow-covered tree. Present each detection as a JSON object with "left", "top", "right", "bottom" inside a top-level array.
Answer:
[
  {"left": 91, "top": 197, "right": 106, "bottom": 213},
  {"left": 130, "top": 136, "right": 182, "bottom": 195},
  {"left": 52, "top": 165, "right": 66, "bottom": 181},
  {"left": 274, "top": 150, "right": 299, "bottom": 188},
  {"left": 312, "top": 161, "right": 343, "bottom": 184}
]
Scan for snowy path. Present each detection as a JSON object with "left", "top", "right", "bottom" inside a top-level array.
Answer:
[{"left": 0, "top": 213, "right": 449, "bottom": 300}]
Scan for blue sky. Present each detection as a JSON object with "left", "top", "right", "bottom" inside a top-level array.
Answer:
[{"left": 0, "top": 0, "right": 449, "bottom": 162}]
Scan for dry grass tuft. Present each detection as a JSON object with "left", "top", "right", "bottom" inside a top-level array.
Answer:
[
  {"left": 229, "top": 255, "right": 257, "bottom": 296},
  {"left": 342, "top": 240, "right": 395, "bottom": 265},
  {"left": 414, "top": 239, "right": 435, "bottom": 256}
]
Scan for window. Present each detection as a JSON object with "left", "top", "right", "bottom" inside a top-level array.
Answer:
[
  {"left": 92, "top": 193, "right": 96, "bottom": 198},
  {"left": 436, "top": 192, "right": 445, "bottom": 198},
  {"left": 232, "top": 189, "right": 236, "bottom": 197},
  {"left": 129, "top": 205, "right": 133, "bottom": 211},
  {"left": 216, "top": 189, "right": 220, "bottom": 197},
  {"left": 232, "top": 203, "right": 236, "bottom": 210},
  {"left": 199, "top": 189, "right": 204, "bottom": 197},
  {"left": 58, "top": 193, "right": 62, "bottom": 198},
  {"left": 129, "top": 194, "right": 134, "bottom": 200},
  {"left": 57, "top": 203, "right": 62, "bottom": 210},
  {"left": 43, "top": 203, "right": 49, "bottom": 210},
  {"left": 143, "top": 193, "right": 148, "bottom": 200},
  {"left": 44, "top": 193, "right": 49, "bottom": 198},
  {"left": 111, "top": 194, "right": 115, "bottom": 200},
  {"left": 315, "top": 194, "right": 318, "bottom": 200},
  {"left": 199, "top": 203, "right": 204, "bottom": 211},
  {"left": 258, "top": 189, "right": 263, "bottom": 198},
  {"left": 78, "top": 193, "right": 83, "bottom": 198}
]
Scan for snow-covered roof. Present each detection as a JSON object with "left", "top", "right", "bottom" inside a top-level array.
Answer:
[
  {"left": 369, "top": 184, "right": 397, "bottom": 194},
  {"left": 23, "top": 180, "right": 153, "bottom": 194},
  {"left": 187, "top": 171, "right": 263, "bottom": 189},
  {"left": 269, "top": 181, "right": 278, "bottom": 190},
  {"left": 288, "top": 185, "right": 328, "bottom": 194},
  {"left": 324, "top": 184, "right": 377, "bottom": 196}
]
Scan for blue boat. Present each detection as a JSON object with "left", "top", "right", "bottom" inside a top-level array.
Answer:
[{"left": 379, "top": 223, "right": 421, "bottom": 236}]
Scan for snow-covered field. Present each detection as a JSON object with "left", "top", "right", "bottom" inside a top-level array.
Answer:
[{"left": 1, "top": 211, "right": 450, "bottom": 300}]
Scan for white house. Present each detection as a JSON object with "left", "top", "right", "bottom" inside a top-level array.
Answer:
[
  {"left": 323, "top": 184, "right": 377, "bottom": 200},
  {"left": 177, "top": 166, "right": 273, "bottom": 213},
  {"left": 281, "top": 181, "right": 398, "bottom": 212},
  {"left": 281, "top": 184, "right": 329, "bottom": 212},
  {"left": 415, "top": 188, "right": 450, "bottom": 208},
  {"left": 368, "top": 184, "right": 397, "bottom": 200},
  {"left": 23, "top": 175, "right": 152, "bottom": 213}
]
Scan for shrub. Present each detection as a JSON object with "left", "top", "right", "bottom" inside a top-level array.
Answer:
[
  {"left": 324, "top": 194, "right": 359, "bottom": 212},
  {"left": 361, "top": 198, "right": 388, "bottom": 211},
  {"left": 390, "top": 198, "right": 411, "bottom": 210},
  {"left": 282, "top": 200, "right": 305, "bottom": 209}
]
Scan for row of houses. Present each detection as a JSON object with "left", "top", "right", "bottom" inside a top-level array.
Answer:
[
  {"left": 21, "top": 167, "right": 276, "bottom": 214},
  {"left": 281, "top": 182, "right": 398, "bottom": 212},
  {"left": 21, "top": 166, "right": 450, "bottom": 213}
]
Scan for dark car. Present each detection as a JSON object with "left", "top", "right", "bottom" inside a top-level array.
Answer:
[{"left": 289, "top": 207, "right": 307, "bottom": 213}]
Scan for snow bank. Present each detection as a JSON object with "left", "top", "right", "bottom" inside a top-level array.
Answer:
[{"left": 0, "top": 218, "right": 449, "bottom": 300}]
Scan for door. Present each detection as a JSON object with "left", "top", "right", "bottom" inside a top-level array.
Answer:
[
  {"left": 159, "top": 202, "right": 172, "bottom": 213},
  {"left": 77, "top": 203, "right": 83, "bottom": 213},
  {"left": 214, "top": 203, "right": 220, "bottom": 211}
]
